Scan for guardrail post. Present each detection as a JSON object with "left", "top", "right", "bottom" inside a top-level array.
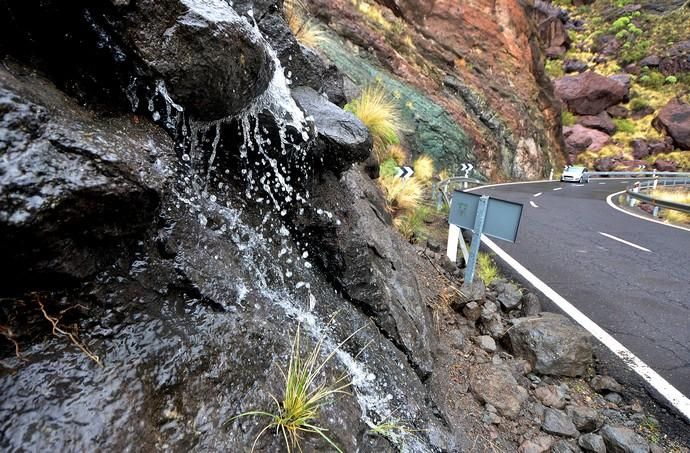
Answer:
[
  {"left": 652, "top": 206, "right": 660, "bottom": 217},
  {"left": 549, "top": 169, "right": 554, "bottom": 181}
]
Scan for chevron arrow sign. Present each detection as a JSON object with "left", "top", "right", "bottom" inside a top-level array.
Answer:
[{"left": 395, "top": 166, "right": 415, "bottom": 179}]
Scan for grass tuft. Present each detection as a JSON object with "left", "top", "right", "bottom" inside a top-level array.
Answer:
[
  {"left": 379, "top": 175, "right": 424, "bottom": 212},
  {"left": 230, "top": 325, "right": 360, "bottom": 453},
  {"left": 385, "top": 144, "right": 408, "bottom": 165},
  {"left": 284, "top": 0, "right": 324, "bottom": 48},
  {"left": 345, "top": 85, "right": 402, "bottom": 161},
  {"left": 393, "top": 206, "right": 431, "bottom": 241},
  {"left": 477, "top": 252, "right": 500, "bottom": 286},
  {"left": 649, "top": 188, "right": 690, "bottom": 225},
  {"left": 413, "top": 155, "right": 434, "bottom": 183}
]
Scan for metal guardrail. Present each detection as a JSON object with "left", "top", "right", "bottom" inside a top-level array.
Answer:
[
  {"left": 589, "top": 171, "right": 690, "bottom": 178},
  {"left": 431, "top": 177, "right": 485, "bottom": 208},
  {"left": 625, "top": 177, "right": 690, "bottom": 216}
]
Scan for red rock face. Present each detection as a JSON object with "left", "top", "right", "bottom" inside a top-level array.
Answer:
[{"left": 307, "top": 0, "right": 565, "bottom": 179}]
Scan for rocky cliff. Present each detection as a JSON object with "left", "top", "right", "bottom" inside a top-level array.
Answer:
[
  {"left": 2, "top": 1, "right": 687, "bottom": 452},
  {"left": 304, "top": 0, "right": 567, "bottom": 180}
]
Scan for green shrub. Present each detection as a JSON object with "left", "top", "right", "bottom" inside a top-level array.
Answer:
[
  {"left": 545, "top": 59, "right": 564, "bottom": 79},
  {"left": 394, "top": 206, "right": 431, "bottom": 241},
  {"left": 620, "top": 39, "right": 651, "bottom": 64},
  {"left": 638, "top": 70, "right": 665, "bottom": 88},
  {"left": 665, "top": 75, "right": 678, "bottom": 85},
  {"left": 613, "top": 118, "right": 636, "bottom": 134},
  {"left": 629, "top": 97, "right": 650, "bottom": 112},
  {"left": 379, "top": 158, "right": 399, "bottom": 178},
  {"left": 610, "top": 16, "right": 631, "bottom": 34},
  {"left": 477, "top": 253, "right": 500, "bottom": 286},
  {"left": 562, "top": 111, "right": 577, "bottom": 127}
]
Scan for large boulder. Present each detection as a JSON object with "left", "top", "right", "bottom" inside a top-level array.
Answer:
[
  {"left": 563, "top": 125, "right": 611, "bottom": 155},
  {"left": 291, "top": 86, "right": 372, "bottom": 173},
  {"left": 542, "top": 408, "right": 579, "bottom": 438},
  {"left": 114, "top": 0, "right": 275, "bottom": 120},
  {"left": 566, "top": 404, "right": 602, "bottom": 432},
  {"left": 555, "top": 72, "right": 629, "bottom": 115},
  {"left": 506, "top": 313, "right": 593, "bottom": 377},
  {"left": 652, "top": 99, "right": 690, "bottom": 150},
  {"left": 659, "top": 40, "right": 690, "bottom": 75},
  {"left": 469, "top": 364, "right": 528, "bottom": 418},
  {"left": 600, "top": 425, "right": 650, "bottom": 453},
  {"left": 576, "top": 112, "right": 616, "bottom": 135}
]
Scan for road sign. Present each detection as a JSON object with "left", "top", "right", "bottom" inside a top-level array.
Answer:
[
  {"left": 449, "top": 191, "right": 523, "bottom": 243},
  {"left": 395, "top": 166, "right": 414, "bottom": 179},
  {"left": 460, "top": 163, "right": 474, "bottom": 178},
  {"left": 447, "top": 190, "right": 523, "bottom": 285}
]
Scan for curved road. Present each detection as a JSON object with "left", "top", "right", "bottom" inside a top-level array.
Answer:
[{"left": 473, "top": 180, "right": 690, "bottom": 399}]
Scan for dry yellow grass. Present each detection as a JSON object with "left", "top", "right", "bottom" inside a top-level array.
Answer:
[
  {"left": 284, "top": 0, "right": 324, "bottom": 48},
  {"left": 379, "top": 175, "right": 423, "bottom": 211},
  {"left": 386, "top": 144, "right": 408, "bottom": 165},
  {"left": 650, "top": 188, "right": 690, "bottom": 224},
  {"left": 413, "top": 155, "right": 434, "bottom": 183},
  {"left": 345, "top": 85, "right": 402, "bottom": 161}
]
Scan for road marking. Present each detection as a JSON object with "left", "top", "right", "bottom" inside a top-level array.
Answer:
[
  {"left": 529, "top": 201, "right": 539, "bottom": 208},
  {"left": 533, "top": 192, "right": 543, "bottom": 197},
  {"left": 598, "top": 232, "right": 651, "bottom": 252},
  {"left": 606, "top": 190, "right": 690, "bottom": 233},
  {"left": 480, "top": 235, "right": 690, "bottom": 421},
  {"left": 599, "top": 182, "right": 606, "bottom": 185},
  {"left": 553, "top": 187, "right": 563, "bottom": 191},
  {"left": 576, "top": 184, "right": 585, "bottom": 187}
]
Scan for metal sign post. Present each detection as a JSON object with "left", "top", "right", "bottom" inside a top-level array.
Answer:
[
  {"left": 464, "top": 195, "right": 489, "bottom": 285},
  {"left": 447, "top": 190, "right": 523, "bottom": 286}
]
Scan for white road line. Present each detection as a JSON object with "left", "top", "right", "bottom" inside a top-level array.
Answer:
[
  {"left": 598, "top": 232, "right": 651, "bottom": 252},
  {"left": 576, "top": 184, "right": 585, "bottom": 187},
  {"left": 553, "top": 187, "right": 563, "bottom": 191},
  {"left": 599, "top": 182, "right": 606, "bottom": 185},
  {"left": 533, "top": 192, "right": 543, "bottom": 197},
  {"left": 480, "top": 235, "right": 690, "bottom": 421},
  {"left": 606, "top": 191, "right": 690, "bottom": 233},
  {"left": 529, "top": 201, "right": 539, "bottom": 208}
]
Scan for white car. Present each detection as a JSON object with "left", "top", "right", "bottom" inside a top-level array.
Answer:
[{"left": 561, "top": 166, "right": 590, "bottom": 183}]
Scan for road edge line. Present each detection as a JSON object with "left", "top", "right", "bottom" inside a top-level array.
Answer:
[
  {"left": 481, "top": 235, "right": 690, "bottom": 421},
  {"left": 606, "top": 190, "right": 690, "bottom": 233}
]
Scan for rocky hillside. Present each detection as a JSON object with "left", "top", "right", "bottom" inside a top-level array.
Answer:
[
  {"left": 1, "top": 0, "right": 689, "bottom": 452},
  {"left": 537, "top": 0, "right": 690, "bottom": 171},
  {"left": 298, "top": 0, "right": 567, "bottom": 180}
]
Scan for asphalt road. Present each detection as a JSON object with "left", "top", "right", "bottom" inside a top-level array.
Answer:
[{"left": 474, "top": 179, "right": 690, "bottom": 398}]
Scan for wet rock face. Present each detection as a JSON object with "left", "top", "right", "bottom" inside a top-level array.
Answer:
[
  {"left": 115, "top": 0, "right": 275, "bottom": 120},
  {"left": 0, "top": 74, "right": 163, "bottom": 289}
]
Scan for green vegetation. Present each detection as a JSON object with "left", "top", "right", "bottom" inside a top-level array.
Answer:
[
  {"left": 562, "top": 111, "right": 576, "bottom": 127},
  {"left": 345, "top": 84, "right": 402, "bottom": 161},
  {"left": 665, "top": 75, "right": 678, "bottom": 85},
  {"left": 230, "top": 325, "right": 357, "bottom": 453},
  {"left": 283, "top": 0, "right": 324, "bottom": 48},
  {"left": 650, "top": 188, "right": 690, "bottom": 225},
  {"left": 638, "top": 69, "right": 665, "bottom": 89},
  {"left": 477, "top": 252, "right": 500, "bottom": 286},
  {"left": 394, "top": 205, "right": 431, "bottom": 241},
  {"left": 629, "top": 97, "right": 650, "bottom": 112},
  {"left": 380, "top": 175, "right": 424, "bottom": 212},
  {"left": 370, "top": 416, "right": 422, "bottom": 442},
  {"left": 545, "top": 59, "right": 565, "bottom": 79},
  {"left": 612, "top": 118, "right": 636, "bottom": 134}
]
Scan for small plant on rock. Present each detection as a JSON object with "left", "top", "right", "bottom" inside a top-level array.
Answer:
[
  {"left": 345, "top": 84, "right": 402, "bottom": 162},
  {"left": 412, "top": 155, "right": 434, "bottom": 183},
  {"left": 394, "top": 205, "right": 431, "bottom": 241},
  {"left": 230, "top": 325, "right": 358, "bottom": 453},
  {"left": 562, "top": 111, "right": 577, "bottom": 127},
  {"left": 477, "top": 252, "right": 500, "bottom": 286},
  {"left": 283, "top": 0, "right": 324, "bottom": 48}
]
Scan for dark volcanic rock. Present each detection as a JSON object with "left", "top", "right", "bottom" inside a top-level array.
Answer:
[
  {"left": 115, "top": 0, "right": 275, "bottom": 120},
  {"left": 600, "top": 425, "right": 650, "bottom": 453},
  {"left": 659, "top": 40, "right": 690, "bottom": 75},
  {"left": 507, "top": 313, "right": 593, "bottom": 377},
  {"left": 579, "top": 433, "right": 607, "bottom": 453},
  {"left": 607, "top": 105, "right": 629, "bottom": 118},
  {"left": 639, "top": 55, "right": 661, "bottom": 68},
  {"left": 0, "top": 76, "right": 163, "bottom": 289},
  {"left": 591, "top": 375, "right": 624, "bottom": 394},
  {"left": 494, "top": 280, "right": 522, "bottom": 310},
  {"left": 577, "top": 112, "right": 617, "bottom": 135},
  {"left": 542, "top": 408, "right": 579, "bottom": 438},
  {"left": 653, "top": 159, "right": 677, "bottom": 172},
  {"left": 595, "top": 157, "right": 617, "bottom": 172},
  {"left": 555, "top": 72, "right": 629, "bottom": 115},
  {"left": 652, "top": 99, "right": 690, "bottom": 150},
  {"left": 563, "top": 59, "right": 588, "bottom": 73},
  {"left": 566, "top": 404, "right": 602, "bottom": 432},
  {"left": 521, "top": 292, "right": 542, "bottom": 317},
  {"left": 470, "top": 363, "right": 528, "bottom": 418},
  {"left": 292, "top": 86, "right": 372, "bottom": 173}
]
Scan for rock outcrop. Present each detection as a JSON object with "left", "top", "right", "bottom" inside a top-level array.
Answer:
[
  {"left": 652, "top": 99, "right": 690, "bottom": 150},
  {"left": 555, "top": 72, "right": 629, "bottom": 115}
]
